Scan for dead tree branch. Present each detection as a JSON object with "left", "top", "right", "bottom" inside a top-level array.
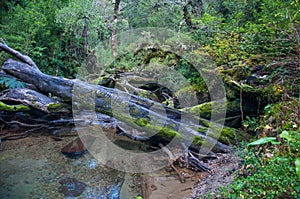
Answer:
[{"left": 0, "top": 38, "right": 40, "bottom": 72}]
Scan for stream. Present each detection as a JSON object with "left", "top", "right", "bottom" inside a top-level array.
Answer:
[
  {"left": 0, "top": 136, "right": 128, "bottom": 199},
  {"left": 0, "top": 132, "right": 240, "bottom": 199}
]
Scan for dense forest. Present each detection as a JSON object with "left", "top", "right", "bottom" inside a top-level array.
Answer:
[{"left": 0, "top": 0, "right": 299, "bottom": 198}]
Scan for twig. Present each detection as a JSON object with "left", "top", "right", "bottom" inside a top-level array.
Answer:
[
  {"left": 1, "top": 132, "right": 29, "bottom": 140},
  {"left": 159, "top": 143, "right": 175, "bottom": 160},
  {"left": 0, "top": 119, "right": 44, "bottom": 128},
  {"left": 240, "top": 88, "right": 244, "bottom": 122},
  {"left": 188, "top": 152, "right": 211, "bottom": 172},
  {"left": 159, "top": 143, "right": 185, "bottom": 183},
  {"left": 182, "top": 143, "right": 189, "bottom": 167},
  {"left": 189, "top": 150, "right": 217, "bottom": 159},
  {"left": 181, "top": 187, "right": 192, "bottom": 192}
]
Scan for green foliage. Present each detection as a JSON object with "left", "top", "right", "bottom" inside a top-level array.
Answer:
[
  {"left": 296, "top": 158, "right": 300, "bottom": 178},
  {"left": 247, "top": 137, "right": 280, "bottom": 146},
  {"left": 0, "top": 77, "right": 25, "bottom": 89},
  {"left": 55, "top": 0, "right": 117, "bottom": 47},
  {"left": 123, "top": 0, "right": 182, "bottom": 29},
  {"left": 242, "top": 116, "right": 259, "bottom": 133},
  {"left": 195, "top": 0, "right": 300, "bottom": 70},
  {"left": 220, "top": 150, "right": 299, "bottom": 198},
  {"left": 280, "top": 130, "right": 295, "bottom": 143},
  {"left": 263, "top": 99, "right": 300, "bottom": 133},
  {"left": 0, "top": 0, "right": 80, "bottom": 77},
  {"left": 216, "top": 98, "right": 300, "bottom": 198},
  {"left": 204, "top": 32, "right": 251, "bottom": 67}
]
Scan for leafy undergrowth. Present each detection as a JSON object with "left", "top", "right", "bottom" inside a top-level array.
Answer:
[
  {"left": 203, "top": 98, "right": 300, "bottom": 198},
  {"left": 218, "top": 147, "right": 299, "bottom": 198}
]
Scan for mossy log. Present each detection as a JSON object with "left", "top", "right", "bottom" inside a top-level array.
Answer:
[
  {"left": 2, "top": 59, "right": 240, "bottom": 153},
  {"left": 181, "top": 100, "right": 241, "bottom": 127},
  {"left": 0, "top": 101, "right": 30, "bottom": 112},
  {"left": 0, "top": 88, "right": 69, "bottom": 113}
]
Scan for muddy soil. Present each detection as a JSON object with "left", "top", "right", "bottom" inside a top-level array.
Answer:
[{"left": 132, "top": 153, "right": 241, "bottom": 199}]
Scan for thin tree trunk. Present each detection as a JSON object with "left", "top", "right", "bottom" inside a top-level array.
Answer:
[
  {"left": 112, "top": 0, "right": 121, "bottom": 58},
  {"left": 82, "top": 23, "right": 88, "bottom": 57},
  {"left": 182, "top": 0, "right": 193, "bottom": 30}
]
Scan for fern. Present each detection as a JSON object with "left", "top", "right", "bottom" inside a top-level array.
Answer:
[{"left": 0, "top": 77, "right": 26, "bottom": 89}]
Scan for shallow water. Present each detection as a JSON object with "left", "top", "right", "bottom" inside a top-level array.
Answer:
[
  {"left": 0, "top": 137, "right": 125, "bottom": 199},
  {"left": 0, "top": 135, "right": 239, "bottom": 198}
]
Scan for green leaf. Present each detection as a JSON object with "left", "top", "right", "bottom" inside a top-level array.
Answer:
[
  {"left": 241, "top": 83, "right": 253, "bottom": 89},
  {"left": 280, "top": 131, "right": 295, "bottom": 142},
  {"left": 0, "top": 77, "right": 26, "bottom": 89},
  {"left": 247, "top": 137, "right": 280, "bottom": 146},
  {"left": 295, "top": 158, "right": 300, "bottom": 178}
]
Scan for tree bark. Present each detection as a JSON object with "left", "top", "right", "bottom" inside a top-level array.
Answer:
[{"left": 0, "top": 88, "right": 70, "bottom": 113}]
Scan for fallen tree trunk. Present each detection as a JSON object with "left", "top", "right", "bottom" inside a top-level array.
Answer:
[
  {"left": 0, "top": 88, "right": 70, "bottom": 113},
  {"left": 1, "top": 59, "right": 236, "bottom": 152}
]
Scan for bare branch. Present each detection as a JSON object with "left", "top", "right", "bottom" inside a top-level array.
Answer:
[{"left": 0, "top": 38, "right": 41, "bottom": 72}]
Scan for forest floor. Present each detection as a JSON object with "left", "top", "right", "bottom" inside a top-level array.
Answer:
[{"left": 0, "top": 132, "right": 241, "bottom": 199}]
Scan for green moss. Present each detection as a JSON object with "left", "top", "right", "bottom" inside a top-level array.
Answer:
[
  {"left": 182, "top": 100, "right": 227, "bottom": 120},
  {"left": 129, "top": 106, "right": 142, "bottom": 118},
  {"left": 175, "top": 85, "right": 205, "bottom": 104},
  {"left": 0, "top": 101, "right": 30, "bottom": 111},
  {"left": 195, "top": 126, "right": 246, "bottom": 146},
  {"left": 92, "top": 76, "right": 104, "bottom": 85},
  {"left": 218, "top": 127, "right": 240, "bottom": 145},
  {"left": 197, "top": 127, "right": 207, "bottom": 134},
  {"left": 203, "top": 124, "right": 246, "bottom": 145},
  {"left": 113, "top": 111, "right": 184, "bottom": 141},
  {"left": 134, "top": 118, "right": 149, "bottom": 127},
  {"left": 189, "top": 102, "right": 212, "bottom": 119},
  {"left": 47, "top": 103, "right": 68, "bottom": 112},
  {"left": 156, "top": 127, "right": 183, "bottom": 139},
  {"left": 47, "top": 103, "right": 62, "bottom": 109},
  {"left": 136, "top": 90, "right": 157, "bottom": 100},
  {"left": 192, "top": 136, "right": 206, "bottom": 146}
]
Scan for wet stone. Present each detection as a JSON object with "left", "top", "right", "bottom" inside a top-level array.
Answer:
[
  {"left": 61, "top": 138, "right": 86, "bottom": 158},
  {"left": 61, "top": 136, "right": 95, "bottom": 158},
  {"left": 59, "top": 177, "right": 87, "bottom": 197}
]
